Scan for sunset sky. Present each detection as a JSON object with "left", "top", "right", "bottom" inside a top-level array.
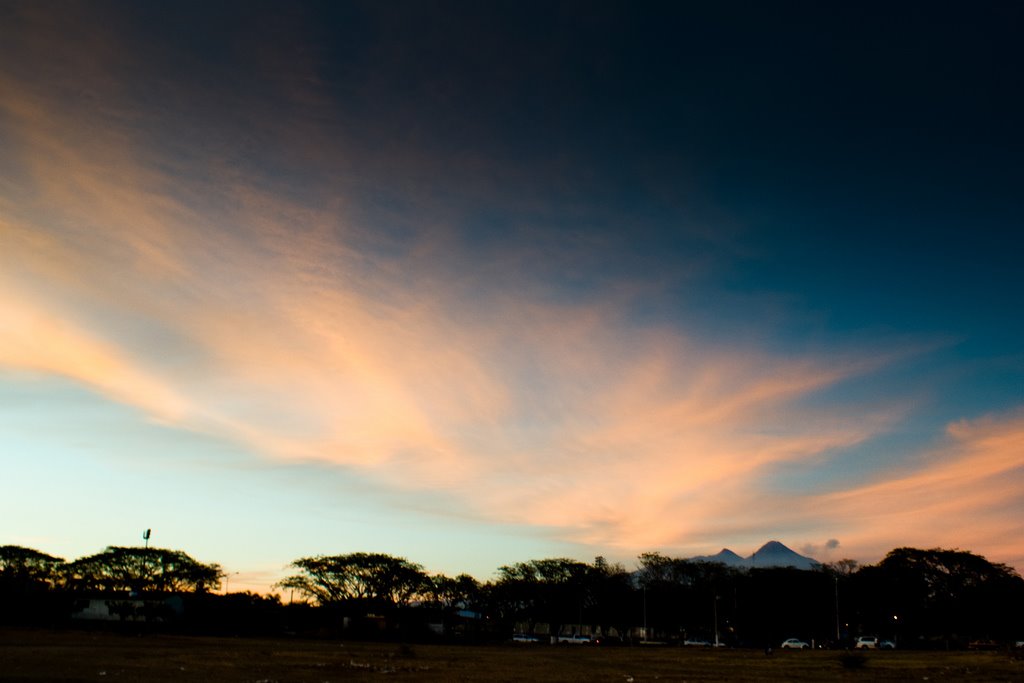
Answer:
[{"left": 2, "top": 1, "right": 1023, "bottom": 593}]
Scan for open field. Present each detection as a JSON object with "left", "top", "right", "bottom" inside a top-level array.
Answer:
[{"left": 2, "top": 629, "right": 1022, "bottom": 682}]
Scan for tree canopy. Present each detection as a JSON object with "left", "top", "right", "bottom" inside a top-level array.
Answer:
[
  {"left": 63, "top": 546, "right": 222, "bottom": 594},
  {"left": 424, "top": 573, "right": 482, "bottom": 612},
  {"left": 851, "top": 547, "right": 1024, "bottom": 642},
  {"left": 489, "top": 557, "right": 635, "bottom": 637},
  {"left": 0, "top": 545, "right": 65, "bottom": 588},
  {"left": 3, "top": 541, "right": 1024, "bottom": 646},
  {"left": 277, "top": 552, "right": 429, "bottom": 607}
]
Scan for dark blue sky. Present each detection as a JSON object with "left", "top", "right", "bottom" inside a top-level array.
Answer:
[{"left": 288, "top": 1, "right": 1024, "bottom": 343}]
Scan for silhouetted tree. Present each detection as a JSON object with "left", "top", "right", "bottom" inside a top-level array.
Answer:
[
  {"left": 0, "top": 545, "right": 65, "bottom": 588},
  {"left": 277, "top": 553, "right": 429, "bottom": 608},
  {"left": 426, "top": 573, "right": 482, "bottom": 611},
  {"left": 635, "top": 553, "right": 741, "bottom": 641},
  {"left": 0, "top": 546, "right": 68, "bottom": 626},
  {"left": 491, "top": 558, "right": 597, "bottom": 636},
  {"left": 489, "top": 557, "right": 639, "bottom": 639},
  {"left": 587, "top": 556, "right": 635, "bottom": 636},
  {"left": 635, "top": 552, "right": 687, "bottom": 637},
  {"left": 9, "top": 539, "right": 1023, "bottom": 645},
  {"left": 63, "top": 547, "right": 222, "bottom": 594},
  {"left": 827, "top": 558, "right": 859, "bottom": 576},
  {"left": 851, "top": 547, "right": 1024, "bottom": 646}
]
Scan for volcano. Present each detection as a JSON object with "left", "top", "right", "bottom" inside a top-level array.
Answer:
[{"left": 690, "top": 541, "right": 819, "bottom": 570}]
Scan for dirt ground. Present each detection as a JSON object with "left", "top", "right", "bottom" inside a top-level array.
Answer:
[{"left": 2, "top": 628, "right": 1022, "bottom": 682}]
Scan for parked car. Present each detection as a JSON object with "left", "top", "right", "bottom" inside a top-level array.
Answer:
[
  {"left": 512, "top": 633, "right": 540, "bottom": 643},
  {"left": 879, "top": 640, "right": 896, "bottom": 650},
  {"left": 855, "top": 636, "right": 879, "bottom": 649},
  {"left": 683, "top": 638, "right": 711, "bottom": 647},
  {"left": 556, "top": 634, "right": 591, "bottom": 644},
  {"left": 781, "top": 638, "right": 809, "bottom": 649}
]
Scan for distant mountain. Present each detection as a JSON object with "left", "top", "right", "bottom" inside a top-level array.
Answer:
[
  {"left": 689, "top": 541, "right": 820, "bottom": 570},
  {"left": 746, "top": 540, "right": 820, "bottom": 570},
  {"left": 690, "top": 548, "right": 747, "bottom": 567}
]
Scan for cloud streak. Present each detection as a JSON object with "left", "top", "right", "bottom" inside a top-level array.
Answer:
[
  {"left": 0, "top": 28, "right": 904, "bottom": 557},
  {"left": 803, "top": 411, "right": 1024, "bottom": 567},
  {"left": 4, "top": 4, "right": 1021, "bottom": 578}
]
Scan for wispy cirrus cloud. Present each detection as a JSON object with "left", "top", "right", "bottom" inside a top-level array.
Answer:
[
  {"left": 0, "top": 40, "right": 905, "bottom": 555},
  {"left": 2, "top": 4, "right": 968, "bottom": 569},
  {"left": 791, "top": 410, "right": 1024, "bottom": 567}
]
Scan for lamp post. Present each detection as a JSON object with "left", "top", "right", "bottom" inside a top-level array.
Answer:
[
  {"left": 225, "top": 572, "right": 239, "bottom": 595},
  {"left": 713, "top": 594, "right": 720, "bottom": 647},
  {"left": 642, "top": 586, "right": 647, "bottom": 641},
  {"left": 834, "top": 575, "right": 840, "bottom": 643}
]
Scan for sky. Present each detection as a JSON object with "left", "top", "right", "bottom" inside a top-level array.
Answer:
[{"left": 1, "top": 1, "right": 1023, "bottom": 593}]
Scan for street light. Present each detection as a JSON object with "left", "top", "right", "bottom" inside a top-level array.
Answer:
[
  {"left": 834, "top": 576, "right": 840, "bottom": 642},
  {"left": 713, "top": 594, "right": 720, "bottom": 647},
  {"left": 642, "top": 586, "right": 647, "bottom": 641},
  {"left": 225, "top": 572, "right": 239, "bottom": 594}
]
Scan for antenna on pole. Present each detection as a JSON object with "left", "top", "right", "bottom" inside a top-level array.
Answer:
[{"left": 143, "top": 529, "right": 151, "bottom": 549}]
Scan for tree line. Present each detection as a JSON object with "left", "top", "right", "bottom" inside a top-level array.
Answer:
[{"left": 2, "top": 544, "right": 1022, "bottom": 648}]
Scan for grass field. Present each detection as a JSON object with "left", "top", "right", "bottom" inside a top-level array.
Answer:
[{"left": 2, "top": 629, "right": 1022, "bottom": 682}]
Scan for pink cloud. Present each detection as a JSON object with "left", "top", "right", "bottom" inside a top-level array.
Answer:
[{"left": 803, "top": 411, "right": 1024, "bottom": 568}]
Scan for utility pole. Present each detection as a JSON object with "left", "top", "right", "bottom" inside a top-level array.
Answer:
[
  {"left": 643, "top": 586, "right": 647, "bottom": 641},
  {"left": 713, "top": 594, "right": 720, "bottom": 647},
  {"left": 834, "top": 575, "right": 840, "bottom": 642}
]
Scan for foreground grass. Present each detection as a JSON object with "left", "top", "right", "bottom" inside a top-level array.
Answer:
[{"left": 1, "top": 629, "right": 1022, "bottom": 682}]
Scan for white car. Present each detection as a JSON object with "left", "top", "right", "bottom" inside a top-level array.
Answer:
[
  {"left": 855, "top": 636, "right": 879, "bottom": 649},
  {"left": 781, "top": 638, "right": 809, "bottom": 649}
]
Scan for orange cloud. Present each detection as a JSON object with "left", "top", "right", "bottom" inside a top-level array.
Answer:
[
  {"left": 0, "top": 272, "right": 192, "bottom": 423},
  {"left": 804, "top": 411, "right": 1024, "bottom": 568}
]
